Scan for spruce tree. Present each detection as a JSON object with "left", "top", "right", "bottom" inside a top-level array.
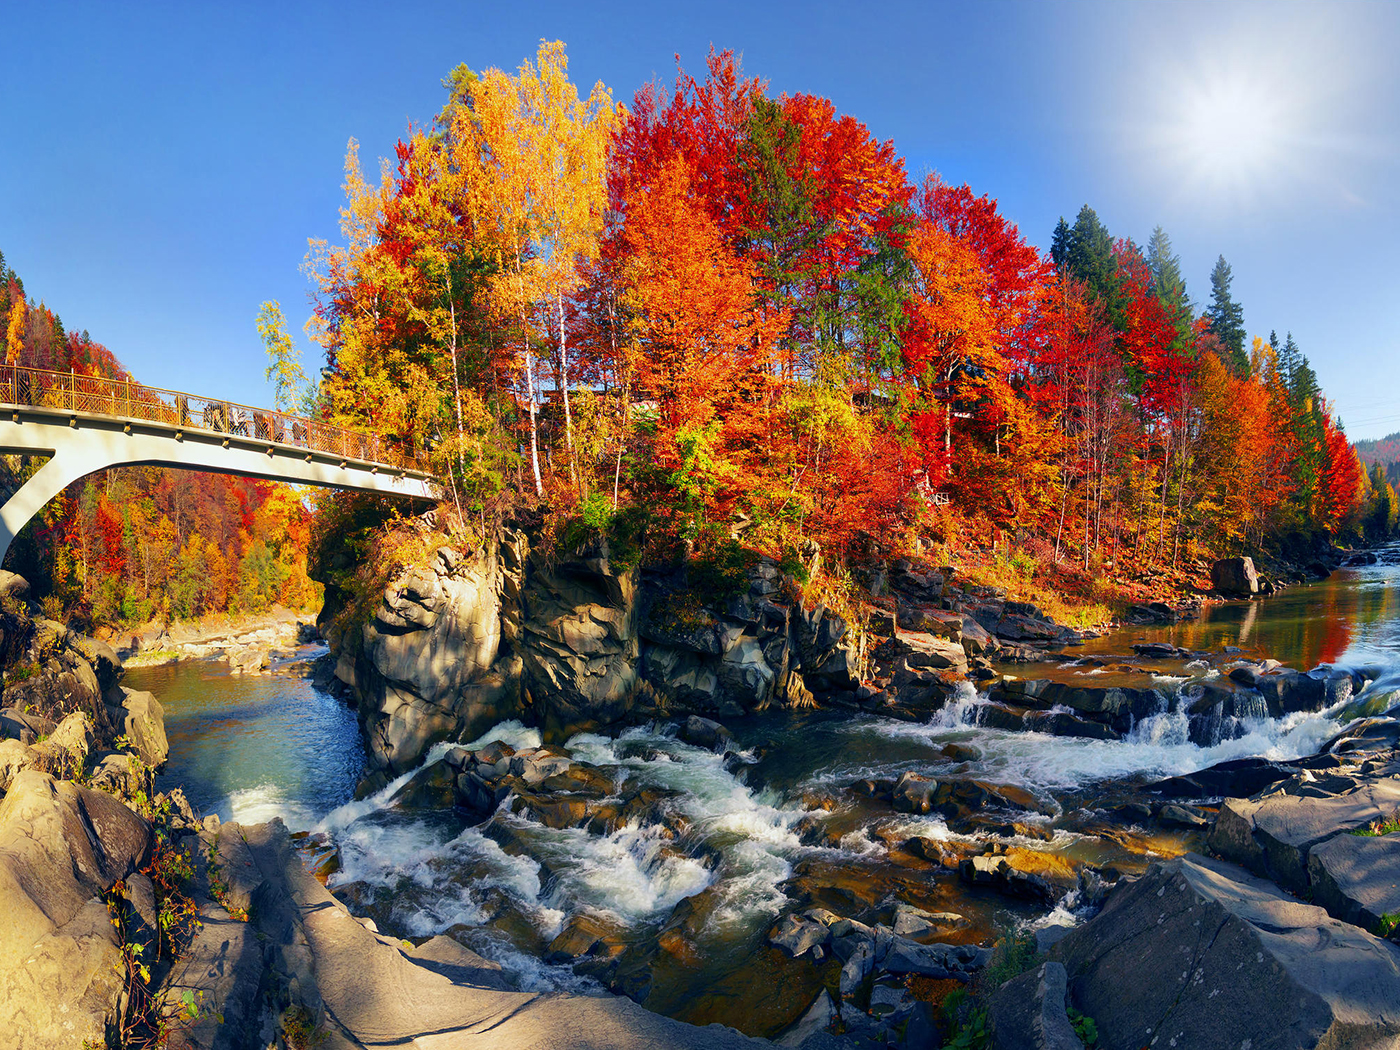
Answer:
[
  {"left": 1277, "top": 331, "right": 1300, "bottom": 387},
  {"left": 1147, "top": 226, "right": 1193, "bottom": 353},
  {"left": 1050, "top": 218, "right": 1071, "bottom": 270},
  {"left": 1205, "top": 255, "right": 1247, "bottom": 374}
]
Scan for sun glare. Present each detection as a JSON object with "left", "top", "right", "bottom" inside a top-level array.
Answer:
[
  {"left": 1123, "top": 12, "right": 1366, "bottom": 211},
  {"left": 1165, "top": 70, "right": 1292, "bottom": 197}
]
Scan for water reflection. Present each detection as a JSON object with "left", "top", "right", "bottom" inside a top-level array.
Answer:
[
  {"left": 1078, "top": 546, "right": 1400, "bottom": 671},
  {"left": 128, "top": 649, "right": 364, "bottom": 826}
]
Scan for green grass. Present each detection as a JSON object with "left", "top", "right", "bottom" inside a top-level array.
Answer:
[
  {"left": 1376, "top": 913, "right": 1400, "bottom": 938},
  {"left": 1351, "top": 814, "right": 1400, "bottom": 837}
]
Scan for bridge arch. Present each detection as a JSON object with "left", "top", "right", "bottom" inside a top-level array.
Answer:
[{"left": 0, "top": 368, "right": 440, "bottom": 564}]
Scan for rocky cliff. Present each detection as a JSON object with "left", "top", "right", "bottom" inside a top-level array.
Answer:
[{"left": 326, "top": 526, "right": 866, "bottom": 777}]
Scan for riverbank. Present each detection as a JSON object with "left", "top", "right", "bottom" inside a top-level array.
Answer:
[{"left": 107, "top": 606, "right": 318, "bottom": 674}]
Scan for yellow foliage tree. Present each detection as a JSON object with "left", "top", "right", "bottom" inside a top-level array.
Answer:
[{"left": 446, "top": 40, "right": 619, "bottom": 493}]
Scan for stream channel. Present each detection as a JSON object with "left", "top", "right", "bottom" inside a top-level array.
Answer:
[{"left": 132, "top": 545, "right": 1400, "bottom": 1034}]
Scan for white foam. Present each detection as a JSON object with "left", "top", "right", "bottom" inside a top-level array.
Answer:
[
  {"left": 227, "top": 783, "right": 319, "bottom": 829},
  {"left": 845, "top": 696, "right": 1346, "bottom": 795}
]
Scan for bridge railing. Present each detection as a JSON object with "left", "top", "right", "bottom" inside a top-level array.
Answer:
[{"left": 0, "top": 365, "right": 430, "bottom": 474}]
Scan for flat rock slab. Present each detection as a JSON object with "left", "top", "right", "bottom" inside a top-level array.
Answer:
[
  {"left": 1207, "top": 779, "right": 1400, "bottom": 893},
  {"left": 1308, "top": 831, "right": 1400, "bottom": 932},
  {"left": 1055, "top": 853, "right": 1400, "bottom": 1050}
]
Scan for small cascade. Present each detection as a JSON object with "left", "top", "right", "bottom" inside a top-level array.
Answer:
[{"left": 929, "top": 680, "right": 988, "bottom": 727}]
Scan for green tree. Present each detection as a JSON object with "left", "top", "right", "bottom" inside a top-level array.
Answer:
[
  {"left": 1146, "top": 226, "right": 1192, "bottom": 353},
  {"left": 1050, "top": 217, "right": 1071, "bottom": 270},
  {"left": 1205, "top": 255, "right": 1246, "bottom": 375},
  {"left": 257, "top": 301, "right": 314, "bottom": 414},
  {"left": 1065, "top": 206, "right": 1118, "bottom": 308}
]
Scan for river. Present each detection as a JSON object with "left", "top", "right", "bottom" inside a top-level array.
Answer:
[{"left": 131, "top": 543, "right": 1400, "bottom": 1033}]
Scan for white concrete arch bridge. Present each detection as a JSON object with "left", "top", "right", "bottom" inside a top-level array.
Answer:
[{"left": 0, "top": 365, "right": 441, "bottom": 563}]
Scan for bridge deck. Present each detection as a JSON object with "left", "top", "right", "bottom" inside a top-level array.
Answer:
[
  {"left": 0, "top": 365, "right": 430, "bottom": 475},
  {"left": 0, "top": 366, "right": 440, "bottom": 561}
]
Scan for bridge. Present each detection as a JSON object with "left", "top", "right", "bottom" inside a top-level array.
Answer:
[{"left": 0, "top": 366, "right": 441, "bottom": 563}]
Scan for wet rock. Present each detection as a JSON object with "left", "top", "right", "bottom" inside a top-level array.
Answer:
[
  {"left": 1157, "top": 803, "right": 1209, "bottom": 828},
  {"left": 891, "top": 903, "right": 966, "bottom": 939},
  {"left": 508, "top": 750, "right": 574, "bottom": 786},
  {"left": 768, "top": 912, "right": 831, "bottom": 959},
  {"left": 1211, "top": 555, "right": 1259, "bottom": 596},
  {"left": 389, "top": 758, "right": 458, "bottom": 810},
  {"left": 546, "top": 912, "right": 629, "bottom": 964},
  {"left": 891, "top": 771, "right": 938, "bottom": 814},
  {"left": 988, "top": 961, "right": 1084, "bottom": 1050},
  {"left": 1207, "top": 780, "right": 1400, "bottom": 894},
  {"left": 1325, "top": 716, "right": 1400, "bottom": 755},
  {"left": 959, "top": 854, "right": 1058, "bottom": 906},
  {"left": 678, "top": 715, "right": 734, "bottom": 752},
  {"left": 1255, "top": 669, "right": 1328, "bottom": 715},
  {"left": 1148, "top": 756, "right": 1301, "bottom": 799},
  {"left": 1054, "top": 853, "right": 1400, "bottom": 1050}
]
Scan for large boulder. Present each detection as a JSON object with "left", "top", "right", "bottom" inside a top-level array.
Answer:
[
  {"left": 1306, "top": 831, "right": 1400, "bottom": 932},
  {"left": 0, "top": 770, "right": 153, "bottom": 1049},
  {"left": 351, "top": 544, "right": 524, "bottom": 772},
  {"left": 70, "top": 634, "right": 122, "bottom": 694},
  {"left": 988, "top": 961, "right": 1084, "bottom": 1050},
  {"left": 1055, "top": 853, "right": 1400, "bottom": 1050},
  {"left": 106, "top": 688, "right": 168, "bottom": 769},
  {"left": 1211, "top": 556, "right": 1259, "bottom": 596}
]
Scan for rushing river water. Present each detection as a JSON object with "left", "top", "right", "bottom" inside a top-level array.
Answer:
[{"left": 128, "top": 544, "right": 1400, "bottom": 1031}]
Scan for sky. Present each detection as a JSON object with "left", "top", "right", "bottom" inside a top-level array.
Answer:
[{"left": 2, "top": 0, "right": 1398, "bottom": 437}]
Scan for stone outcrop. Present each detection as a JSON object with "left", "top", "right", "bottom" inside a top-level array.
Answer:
[
  {"left": 2, "top": 619, "right": 116, "bottom": 741},
  {"left": 517, "top": 536, "right": 642, "bottom": 739},
  {"left": 1054, "top": 853, "right": 1400, "bottom": 1050},
  {"left": 330, "top": 528, "right": 863, "bottom": 769},
  {"left": 0, "top": 770, "right": 154, "bottom": 1049},
  {"left": 988, "top": 961, "right": 1084, "bottom": 1050},
  {"left": 1207, "top": 778, "right": 1400, "bottom": 895},
  {"left": 335, "top": 543, "right": 524, "bottom": 772}
]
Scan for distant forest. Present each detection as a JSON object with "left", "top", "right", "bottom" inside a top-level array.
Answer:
[{"left": 1354, "top": 434, "right": 1400, "bottom": 489}]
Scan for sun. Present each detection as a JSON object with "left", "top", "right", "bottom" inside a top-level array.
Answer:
[{"left": 1172, "top": 70, "right": 1292, "bottom": 194}]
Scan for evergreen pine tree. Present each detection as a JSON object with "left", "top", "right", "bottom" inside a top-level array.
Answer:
[
  {"left": 1147, "top": 226, "right": 1193, "bottom": 353},
  {"left": 1050, "top": 218, "right": 1071, "bottom": 270},
  {"left": 1205, "top": 255, "right": 1247, "bottom": 374},
  {"left": 1277, "top": 331, "right": 1300, "bottom": 387}
]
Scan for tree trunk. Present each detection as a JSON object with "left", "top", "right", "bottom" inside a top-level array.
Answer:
[{"left": 557, "top": 291, "right": 577, "bottom": 491}]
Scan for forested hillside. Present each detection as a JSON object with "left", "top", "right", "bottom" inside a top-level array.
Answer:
[
  {"left": 1355, "top": 432, "right": 1400, "bottom": 488},
  {"left": 0, "top": 250, "right": 320, "bottom": 626},
  {"left": 307, "top": 43, "right": 1395, "bottom": 606}
]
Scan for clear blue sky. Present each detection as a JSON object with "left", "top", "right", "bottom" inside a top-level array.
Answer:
[{"left": 3, "top": 0, "right": 1397, "bottom": 437}]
